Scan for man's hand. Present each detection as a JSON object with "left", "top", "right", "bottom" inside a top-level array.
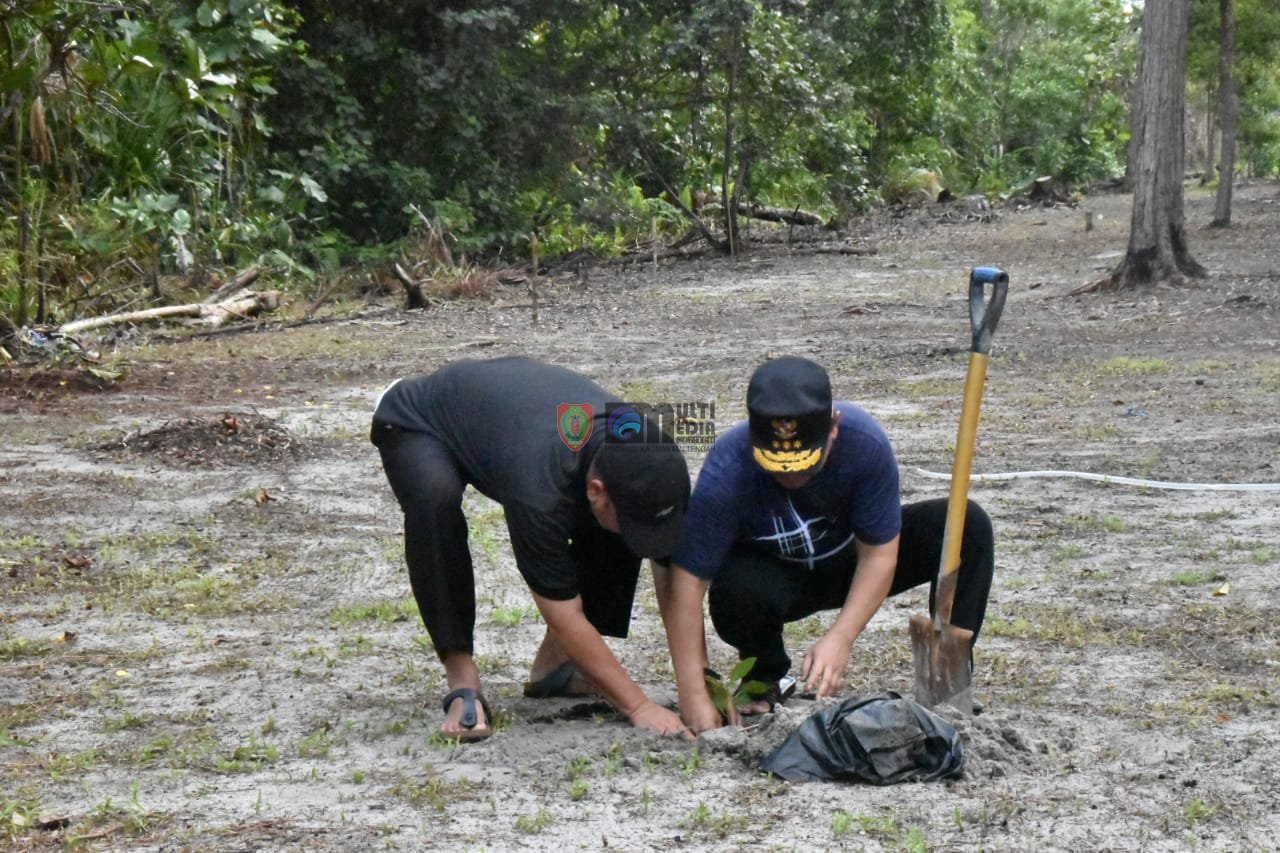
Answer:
[
  {"left": 800, "top": 537, "right": 899, "bottom": 698},
  {"left": 628, "top": 699, "right": 693, "bottom": 739},
  {"left": 800, "top": 630, "right": 854, "bottom": 697},
  {"left": 680, "top": 692, "right": 725, "bottom": 734}
]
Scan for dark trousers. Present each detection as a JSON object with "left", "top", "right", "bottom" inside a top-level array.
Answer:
[
  {"left": 372, "top": 421, "right": 640, "bottom": 657},
  {"left": 707, "top": 498, "right": 994, "bottom": 682}
]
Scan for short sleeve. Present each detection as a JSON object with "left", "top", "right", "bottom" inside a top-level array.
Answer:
[{"left": 673, "top": 441, "right": 750, "bottom": 580}]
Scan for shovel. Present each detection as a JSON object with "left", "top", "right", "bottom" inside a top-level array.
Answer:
[{"left": 910, "top": 266, "right": 1008, "bottom": 714}]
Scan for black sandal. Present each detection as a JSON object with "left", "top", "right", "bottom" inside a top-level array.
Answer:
[
  {"left": 440, "top": 688, "right": 493, "bottom": 742},
  {"left": 522, "top": 661, "right": 596, "bottom": 698},
  {"left": 741, "top": 675, "right": 797, "bottom": 716}
]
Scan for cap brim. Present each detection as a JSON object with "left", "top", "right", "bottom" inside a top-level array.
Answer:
[
  {"left": 753, "top": 444, "right": 824, "bottom": 474},
  {"left": 618, "top": 510, "right": 686, "bottom": 559}
]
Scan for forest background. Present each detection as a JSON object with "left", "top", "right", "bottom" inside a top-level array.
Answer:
[{"left": 3, "top": 0, "right": 1280, "bottom": 330}]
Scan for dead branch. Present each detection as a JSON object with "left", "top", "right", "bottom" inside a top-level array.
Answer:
[
  {"left": 408, "top": 204, "right": 456, "bottom": 267},
  {"left": 393, "top": 262, "right": 429, "bottom": 310},
  {"left": 746, "top": 204, "right": 828, "bottom": 228},
  {"left": 203, "top": 265, "right": 261, "bottom": 303},
  {"left": 59, "top": 290, "right": 283, "bottom": 335}
]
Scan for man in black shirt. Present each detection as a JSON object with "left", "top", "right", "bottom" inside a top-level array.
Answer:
[{"left": 372, "top": 357, "right": 692, "bottom": 740}]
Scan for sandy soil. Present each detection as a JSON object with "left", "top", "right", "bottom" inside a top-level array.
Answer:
[{"left": 2, "top": 182, "right": 1278, "bottom": 852}]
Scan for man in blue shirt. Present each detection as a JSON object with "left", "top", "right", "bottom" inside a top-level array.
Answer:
[{"left": 658, "top": 356, "right": 994, "bottom": 732}]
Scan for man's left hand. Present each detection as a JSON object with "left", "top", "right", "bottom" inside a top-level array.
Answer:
[{"left": 800, "top": 631, "right": 853, "bottom": 697}]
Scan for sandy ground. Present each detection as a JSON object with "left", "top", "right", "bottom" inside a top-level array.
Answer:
[{"left": 2, "top": 182, "right": 1279, "bottom": 851}]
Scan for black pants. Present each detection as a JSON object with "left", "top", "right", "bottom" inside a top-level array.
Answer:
[
  {"left": 372, "top": 421, "right": 640, "bottom": 657},
  {"left": 707, "top": 498, "right": 994, "bottom": 683}
]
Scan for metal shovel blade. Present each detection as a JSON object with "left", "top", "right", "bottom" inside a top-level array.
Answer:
[{"left": 909, "top": 613, "right": 975, "bottom": 715}]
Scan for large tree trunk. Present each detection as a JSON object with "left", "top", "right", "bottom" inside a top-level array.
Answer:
[
  {"left": 1201, "top": 84, "right": 1216, "bottom": 186},
  {"left": 1123, "top": 26, "right": 1145, "bottom": 192},
  {"left": 720, "top": 11, "right": 743, "bottom": 257},
  {"left": 1211, "top": 0, "right": 1237, "bottom": 228},
  {"left": 1106, "top": 0, "right": 1205, "bottom": 289}
]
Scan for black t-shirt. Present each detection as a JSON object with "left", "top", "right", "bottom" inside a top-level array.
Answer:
[{"left": 374, "top": 356, "right": 618, "bottom": 599}]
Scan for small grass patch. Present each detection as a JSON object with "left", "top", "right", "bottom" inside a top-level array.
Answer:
[
  {"left": 515, "top": 806, "right": 554, "bottom": 834},
  {"left": 329, "top": 598, "right": 417, "bottom": 625},
  {"left": 1248, "top": 546, "right": 1277, "bottom": 565},
  {"left": 1054, "top": 543, "right": 1086, "bottom": 561},
  {"left": 491, "top": 604, "right": 540, "bottom": 628},
  {"left": 1191, "top": 682, "right": 1275, "bottom": 708},
  {"left": 1067, "top": 513, "right": 1130, "bottom": 534},
  {"left": 1076, "top": 423, "right": 1120, "bottom": 441},
  {"left": 783, "top": 614, "right": 828, "bottom": 643},
  {"left": 616, "top": 379, "right": 671, "bottom": 404},
  {"left": 1168, "top": 569, "right": 1226, "bottom": 586},
  {"left": 219, "top": 740, "right": 280, "bottom": 773},
  {"left": 563, "top": 755, "right": 591, "bottom": 782},
  {"left": 1182, "top": 797, "right": 1220, "bottom": 826},
  {"left": 42, "top": 748, "right": 98, "bottom": 781},
  {"left": 829, "top": 811, "right": 927, "bottom": 849},
  {"left": 1188, "top": 359, "right": 1231, "bottom": 373},
  {"left": 1099, "top": 356, "right": 1170, "bottom": 376},
  {"left": 297, "top": 725, "right": 334, "bottom": 759},
  {"left": 984, "top": 606, "right": 1143, "bottom": 647},
  {"left": 893, "top": 377, "right": 958, "bottom": 399},
  {"left": 0, "top": 636, "right": 52, "bottom": 662},
  {"left": 1259, "top": 363, "right": 1280, "bottom": 393}
]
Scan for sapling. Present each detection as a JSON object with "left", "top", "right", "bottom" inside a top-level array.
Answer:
[{"left": 703, "top": 657, "right": 769, "bottom": 726}]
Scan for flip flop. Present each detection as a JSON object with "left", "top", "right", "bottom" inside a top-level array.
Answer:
[
  {"left": 522, "top": 660, "right": 597, "bottom": 699},
  {"left": 440, "top": 688, "right": 493, "bottom": 742}
]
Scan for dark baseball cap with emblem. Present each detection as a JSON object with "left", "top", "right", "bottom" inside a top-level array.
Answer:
[
  {"left": 593, "top": 426, "right": 691, "bottom": 558},
  {"left": 747, "top": 356, "right": 834, "bottom": 474}
]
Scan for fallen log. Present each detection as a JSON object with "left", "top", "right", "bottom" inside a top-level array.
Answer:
[
  {"left": 746, "top": 204, "right": 828, "bottom": 228},
  {"left": 203, "top": 265, "right": 261, "bottom": 303},
  {"left": 59, "top": 289, "right": 283, "bottom": 335}
]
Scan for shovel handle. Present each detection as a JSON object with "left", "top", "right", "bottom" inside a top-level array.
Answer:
[
  {"left": 935, "top": 267, "right": 1008, "bottom": 628},
  {"left": 969, "top": 267, "right": 1008, "bottom": 356}
]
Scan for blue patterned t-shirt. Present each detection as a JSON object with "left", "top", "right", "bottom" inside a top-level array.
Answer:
[{"left": 674, "top": 402, "right": 900, "bottom": 579}]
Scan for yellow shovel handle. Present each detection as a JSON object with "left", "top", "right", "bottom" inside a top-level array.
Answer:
[{"left": 934, "top": 350, "right": 989, "bottom": 628}]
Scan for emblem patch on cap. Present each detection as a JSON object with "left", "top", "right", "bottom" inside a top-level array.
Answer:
[{"left": 771, "top": 418, "right": 798, "bottom": 441}]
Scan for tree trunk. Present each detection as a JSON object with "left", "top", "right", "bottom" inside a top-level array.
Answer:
[
  {"left": 1107, "top": 0, "right": 1205, "bottom": 289},
  {"left": 1201, "top": 83, "right": 1216, "bottom": 186},
  {"left": 721, "top": 12, "right": 742, "bottom": 257},
  {"left": 1211, "top": 0, "right": 1237, "bottom": 228},
  {"left": 1123, "top": 25, "right": 1145, "bottom": 192}
]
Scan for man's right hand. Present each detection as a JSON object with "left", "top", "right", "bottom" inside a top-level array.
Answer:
[
  {"left": 681, "top": 692, "right": 725, "bottom": 733},
  {"left": 628, "top": 699, "right": 693, "bottom": 740}
]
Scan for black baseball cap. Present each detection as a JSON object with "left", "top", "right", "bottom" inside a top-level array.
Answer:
[
  {"left": 747, "top": 356, "right": 834, "bottom": 474},
  {"left": 593, "top": 428, "right": 691, "bottom": 558}
]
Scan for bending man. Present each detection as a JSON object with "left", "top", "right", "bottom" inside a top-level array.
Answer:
[{"left": 373, "top": 356, "right": 691, "bottom": 740}]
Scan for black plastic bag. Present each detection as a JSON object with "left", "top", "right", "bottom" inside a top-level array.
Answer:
[{"left": 759, "top": 692, "right": 963, "bottom": 784}]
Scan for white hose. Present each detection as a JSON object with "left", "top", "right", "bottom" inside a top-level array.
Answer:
[{"left": 907, "top": 467, "right": 1280, "bottom": 492}]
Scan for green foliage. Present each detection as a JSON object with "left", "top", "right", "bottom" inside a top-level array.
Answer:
[
  {"left": 938, "top": 0, "right": 1135, "bottom": 192},
  {"left": 704, "top": 657, "right": 769, "bottom": 723},
  {"left": 1, "top": 0, "right": 309, "bottom": 327},
  {"left": 8, "top": 0, "right": 1280, "bottom": 313}
]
